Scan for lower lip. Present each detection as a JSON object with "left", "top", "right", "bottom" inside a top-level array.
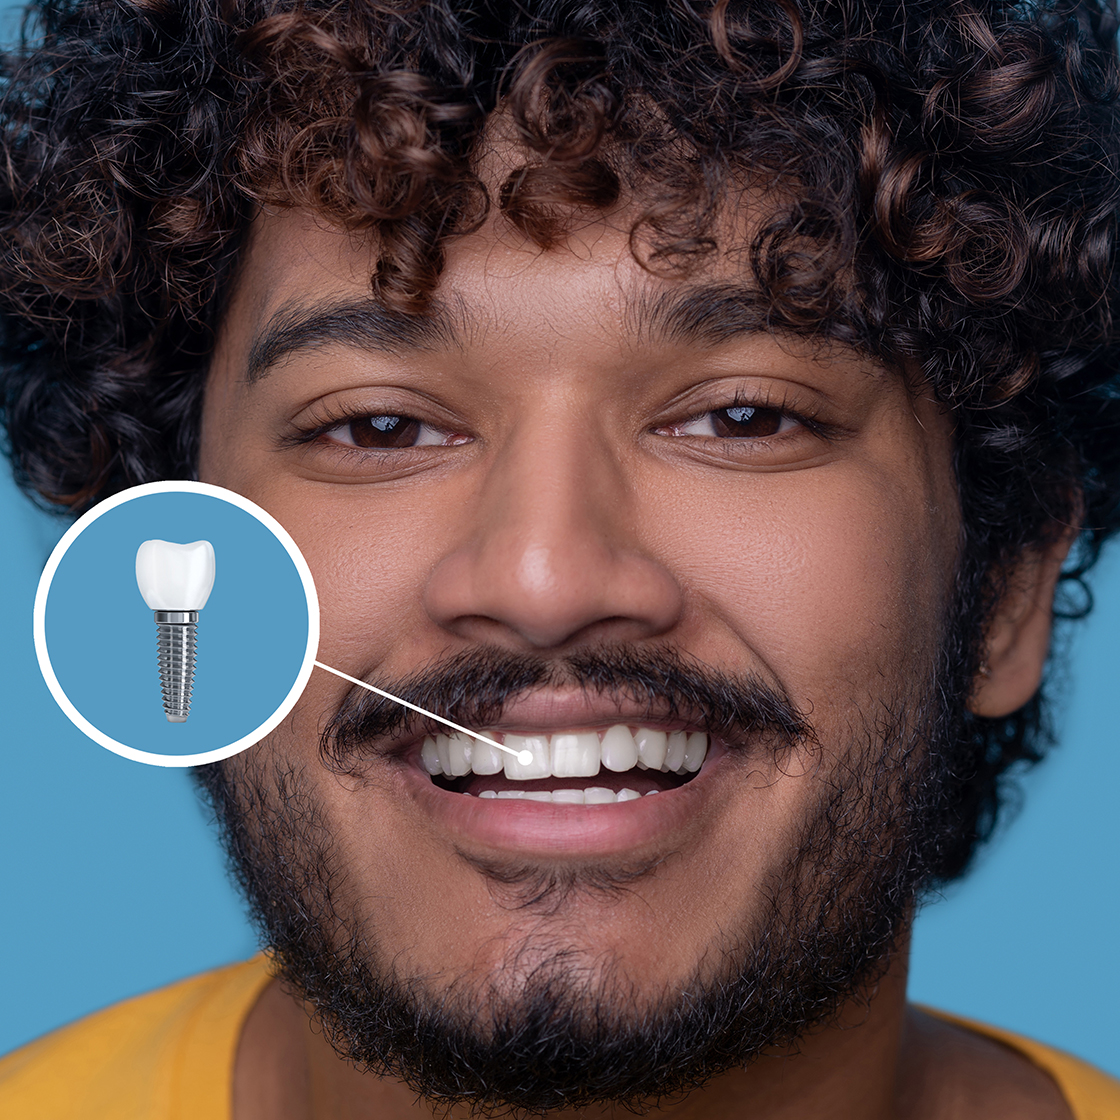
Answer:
[{"left": 401, "top": 754, "right": 724, "bottom": 856}]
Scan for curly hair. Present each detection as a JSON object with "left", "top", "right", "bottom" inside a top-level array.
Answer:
[{"left": 2, "top": 0, "right": 1119, "bottom": 881}]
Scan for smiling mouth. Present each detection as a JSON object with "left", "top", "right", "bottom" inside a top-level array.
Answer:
[{"left": 420, "top": 725, "right": 709, "bottom": 804}]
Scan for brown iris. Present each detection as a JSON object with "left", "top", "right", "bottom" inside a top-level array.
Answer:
[
  {"left": 711, "top": 405, "right": 783, "bottom": 437},
  {"left": 347, "top": 415, "right": 422, "bottom": 448}
]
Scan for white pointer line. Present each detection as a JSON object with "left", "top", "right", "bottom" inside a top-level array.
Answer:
[{"left": 314, "top": 660, "right": 534, "bottom": 765}]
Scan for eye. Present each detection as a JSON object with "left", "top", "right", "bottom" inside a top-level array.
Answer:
[
  {"left": 324, "top": 414, "right": 453, "bottom": 449},
  {"left": 668, "top": 404, "right": 796, "bottom": 439}
]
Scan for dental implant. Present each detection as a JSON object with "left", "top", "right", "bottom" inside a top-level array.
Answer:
[{"left": 135, "top": 539, "right": 216, "bottom": 722}]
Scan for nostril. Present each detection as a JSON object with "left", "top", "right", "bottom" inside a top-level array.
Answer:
[{"left": 422, "top": 524, "right": 684, "bottom": 653}]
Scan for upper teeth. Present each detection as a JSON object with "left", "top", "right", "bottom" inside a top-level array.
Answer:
[{"left": 420, "top": 726, "right": 708, "bottom": 780}]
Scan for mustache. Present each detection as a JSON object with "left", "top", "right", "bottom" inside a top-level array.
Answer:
[{"left": 319, "top": 645, "right": 814, "bottom": 770}]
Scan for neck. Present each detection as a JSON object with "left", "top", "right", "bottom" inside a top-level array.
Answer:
[{"left": 233, "top": 949, "right": 937, "bottom": 1120}]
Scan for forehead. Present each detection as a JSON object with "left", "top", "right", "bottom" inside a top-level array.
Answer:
[
  {"left": 221, "top": 207, "right": 866, "bottom": 379},
  {"left": 239, "top": 207, "right": 643, "bottom": 320}
]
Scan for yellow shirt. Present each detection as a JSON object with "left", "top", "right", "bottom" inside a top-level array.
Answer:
[{"left": 1, "top": 958, "right": 1117, "bottom": 1118}]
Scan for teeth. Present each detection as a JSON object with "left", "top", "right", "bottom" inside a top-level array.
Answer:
[
  {"left": 445, "top": 732, "right": 473, "bottom": 776},
  {"left": 663, "top": 730, "right": 687, "bottom": 773},
  {"left": 635, "top": 728, "right": 668, "bottom": 770},
  {"left": 469, "top": 737, "right": 504, "bottom": 775},
  {"left": 420, "top": 737, "right": 441, "bottom": 775},
  {"left": 550, "top": 789, "right": 585, "bottom": 804},
  {"left": 421, "top": 726, "right": 709, "bottom": 780},
  {"left": 550, "top": 732, "right": 601, "bottom": 778},
  {"left": 683, "top": 731, "right": 707, "bottom": 773},
  {"left": 435, "top": 734, "right": 453, "bottom": 776},
  {"left": 584, "top": 787, "right": 617, "bottom": 804},
  {"left": 600, "top": 725, "right": 638, "bottom": 771},
  {"left": 476, "top": 787, "right": 646, "bottom": 804},
  {"left": 503, "top": 734, "right": 551, "bottom": 779}
]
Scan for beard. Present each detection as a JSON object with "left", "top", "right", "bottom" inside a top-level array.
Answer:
[{"left": 194, "top": 601, "right": 980, "bottom": 1115}]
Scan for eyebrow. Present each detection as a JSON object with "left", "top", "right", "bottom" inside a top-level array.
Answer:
[
  {"left": 630, "top": 283, "right": 773, "bottom": 346},
  {"left": 245, "top": 281, "right": 783, "bottom": 383},
  {"left": 245, "top": 298, "right": 462, "bottom": 382}
]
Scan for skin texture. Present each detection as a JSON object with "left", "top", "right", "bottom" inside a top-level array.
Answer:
[{"left": 200, "top": 208, "right": 1071, "bottom": 1119}]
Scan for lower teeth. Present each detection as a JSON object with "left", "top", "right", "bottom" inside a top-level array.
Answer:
[{"left": 475, "top": 788, "right": 645, "bottom": 804}]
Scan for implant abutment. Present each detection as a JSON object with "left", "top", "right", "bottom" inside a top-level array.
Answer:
[{"left": 154, "top": 610, "right": 198, "bottom": 626}]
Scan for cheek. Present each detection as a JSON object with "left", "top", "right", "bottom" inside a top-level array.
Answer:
[
  {"left": 295, "top": 483, "right": 485, "bottom": 670},
  {"left": 648, "top": 459, "right": 957, "bottom": 703},
  {"left": 197, "top": 378, "right": 433, "bottom": 672},
  {"left": 197, "top": 469, "right": 473, "bottom": 676}
]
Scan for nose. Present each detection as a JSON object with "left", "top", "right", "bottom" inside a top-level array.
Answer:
[{"left": 422, "top": 426, "right": 683, "bottom": 651}]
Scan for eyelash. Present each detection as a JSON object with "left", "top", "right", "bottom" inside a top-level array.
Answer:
[
  {"left": 282, "top": 408, "right": 461, "bottom": 453},
  {"left": 283, "top": 392, "right": 836, "bottom": 457},
  {"left": 656, "top": 392, "right": 833, "bottom": 441}
]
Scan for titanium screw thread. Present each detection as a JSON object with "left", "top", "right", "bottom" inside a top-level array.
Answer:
[{"left": 154, "top": 610, "right": 198, "bottom": 723}]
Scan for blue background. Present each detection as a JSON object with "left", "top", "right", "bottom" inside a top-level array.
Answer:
[
  {"left": 1, "top": 461, "right": 1118, "bottom": 1074},
  {"left": 0, "top": 2, "right": 1115, "bottom": 1080},
  {"left": 43, "top": 489, "right": 310, "bottom": 758}
]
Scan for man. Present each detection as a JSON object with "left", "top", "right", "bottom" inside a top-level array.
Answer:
[{"left": 1, "top": 0, "right": 1118, "bottom": 1116}]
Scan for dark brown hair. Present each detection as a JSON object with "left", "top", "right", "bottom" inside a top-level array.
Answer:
[{"left": 2, "top": 0, "right": 1120, "bottom": 879}]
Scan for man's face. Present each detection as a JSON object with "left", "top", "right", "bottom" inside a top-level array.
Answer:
[{"left": 198, "top": 208, "right": 960, "bottom": 1103}]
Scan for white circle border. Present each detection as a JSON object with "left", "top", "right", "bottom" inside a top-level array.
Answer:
[{"left": 33, "top": 481, "right": 321, "bottom": 767}]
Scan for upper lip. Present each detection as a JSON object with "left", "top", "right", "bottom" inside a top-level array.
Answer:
[
  {"left": 455, "top": 689, "right": 706, "bottom": 734},
  {"left": 340, "top": 689, "right": 714, "bottom": 761}
]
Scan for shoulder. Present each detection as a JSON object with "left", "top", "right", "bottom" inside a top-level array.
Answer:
[
  {"left": 0, "top": 957, "right": 272, "bottom": 1120},
  {"left": 919, "top": 1006, "right": 1120, "bottom": 1120}
]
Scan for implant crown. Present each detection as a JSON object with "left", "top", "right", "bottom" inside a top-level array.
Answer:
[{"left": 135, "top": 539, "right": 216, "bottom": 611}]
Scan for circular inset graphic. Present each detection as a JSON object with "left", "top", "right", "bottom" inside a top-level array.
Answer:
[{"left": 33, "top": 482, "right": 320, "bottom": 766}]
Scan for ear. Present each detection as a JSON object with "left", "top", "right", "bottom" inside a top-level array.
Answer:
[{"left": 969, "top": 530, "right": 1077, "bottom": 718}]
